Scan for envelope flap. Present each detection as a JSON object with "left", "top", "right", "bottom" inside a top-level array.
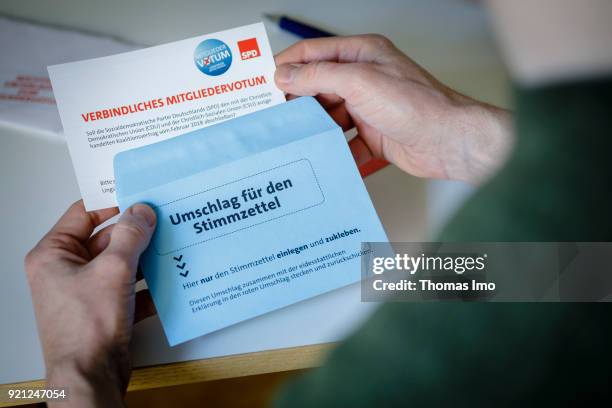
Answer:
[{"left": 114, "top": 97, "right": 337, "bottom": 199}]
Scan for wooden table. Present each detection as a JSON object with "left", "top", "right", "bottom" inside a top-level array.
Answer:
[{"left": 0, "top": 343, "right": 332, "bottom": 407}]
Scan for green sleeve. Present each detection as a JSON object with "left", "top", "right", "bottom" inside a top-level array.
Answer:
[
  {"left": 274, "top": 77, "right": 612, "bottom": 407},
  {"left": 442, "top": 77, "right": 612, "bottom": 241}
]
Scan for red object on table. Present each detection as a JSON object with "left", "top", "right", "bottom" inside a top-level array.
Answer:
[{"left": 359, "top": 158, "right": 390, "bottom": 178}]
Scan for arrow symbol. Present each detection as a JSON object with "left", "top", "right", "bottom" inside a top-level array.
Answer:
[
  {"left": 173, "top": 255, "right": 183, "bottom": 262},
  {"left": 179, "top": 270, "right": 189, "bottom": 278},
  {"left": 176, "top": 262, "right": 186, "bottom": 270}
]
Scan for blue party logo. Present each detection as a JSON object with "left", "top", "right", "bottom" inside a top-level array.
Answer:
[{"left": 193, "top": 39, "right": 232, "bottom": 76}]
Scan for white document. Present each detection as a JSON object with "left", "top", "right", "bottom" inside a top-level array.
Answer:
[
  {"left": 0, "top": 16, "right": 137, "bottom": 139},
  {"left": 48, "top": 22, "right": 285, "bottom": 210}
]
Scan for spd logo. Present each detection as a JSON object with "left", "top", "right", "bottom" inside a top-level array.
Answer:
[
  {"left": 238, "top": 38, "right": 261, "bottom": 60},
  {"left": 194, "top": 39, "right": 232, "bottom": 76}
]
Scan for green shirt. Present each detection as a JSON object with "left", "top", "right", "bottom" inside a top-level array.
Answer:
[{"left": 275, "top": 78, "right": 612, "bottom": 407}]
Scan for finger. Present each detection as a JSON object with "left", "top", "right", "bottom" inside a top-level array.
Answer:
[
  {"left": 274, "top": 34, "right": 395, "bottom": 66},
  {"left": 275, "top": 61, "right": 380, "bottom": 103},
  {"left": 134, "top": 289, "right": 157, "bottom": 323},
  {"left": 349, "top": 136, "right": 390, "bottom": 177},
  {"left": 327, "top": 103, "right": 354, "bottom": 131},
  {"left": 46, "top": 200, "right": 119, "bottom": 244},
  {"left": 86, "top": 224, "right": 115, "bottom": 258},
  {"left": 314, "top": 93, "right": 344, "bottom": 109},
  {"left": 349, "top": 136, "right": 375, "bottom": 167},
  {"left": 286, "top": 92, "right": 344, "bottom": 111},
  {"left": 286, "top": 91, "right": 352, "bottom": 130},
  {"left": 96, "top": 204, "right": 157, "bottom": 274}
]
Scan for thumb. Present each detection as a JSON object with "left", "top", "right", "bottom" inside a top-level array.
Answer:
[
  {"left": 98, "top": 204, "right": 156, "bottom": 272},
  {"left": 275, "top": 61, "right": 368, "bottom": 100}
]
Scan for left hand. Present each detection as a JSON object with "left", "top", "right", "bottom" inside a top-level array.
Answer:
[{"left": 25, "top": 200, "right": 157, "bottom": 407}]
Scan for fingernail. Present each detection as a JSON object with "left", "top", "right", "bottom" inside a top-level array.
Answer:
[
  {"left": 275, "top": 64, "right": 297, "bottom": 83},
  {"left": 130, "top": 204, "right": 156, "bottom": 227}
]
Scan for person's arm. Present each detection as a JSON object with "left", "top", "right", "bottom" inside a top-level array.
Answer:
[
  {"left": 438, "top": 0, "right": 612, "bottom": 241},
  {"left": 275, "top": 6, "right": 612, "bottom": 407},
  {"left": 274, "top": 34, "right": 513, "bottom": 185},
  {"left": 25, "top": 201, "right": 157, "bottom": 407}
]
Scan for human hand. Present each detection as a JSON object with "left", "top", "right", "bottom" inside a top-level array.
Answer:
[
  {"left": 25, "top": 200, "right": 157, "bottom": 407},
  {"left": 275, "top": 35, "right": 513, "bottom": 184}
]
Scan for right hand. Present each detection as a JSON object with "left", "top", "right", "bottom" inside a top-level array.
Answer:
[{"left": 274, "top": 35, "right": 513, "bottom": 184}]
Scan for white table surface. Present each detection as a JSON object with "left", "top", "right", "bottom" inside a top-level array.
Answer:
[{"left": 0, "top": 0, "right": 509, "bottom": 384}]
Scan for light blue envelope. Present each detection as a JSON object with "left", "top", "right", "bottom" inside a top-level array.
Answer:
[{"left": 114, "top": 97, "right": 388, "bottom": 346}]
